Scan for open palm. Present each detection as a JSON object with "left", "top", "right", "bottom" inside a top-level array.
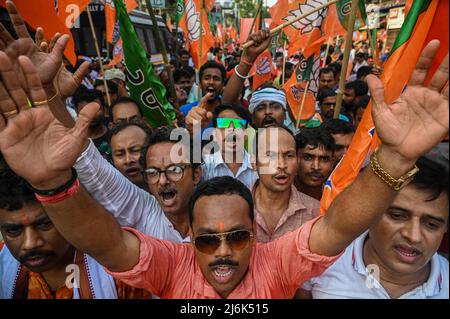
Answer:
[
  {"left": 0, "top": 1, "right": 89, "bottom": 98},
  {"left": 367, "top": 40, "right": 449, "bottom": 161},
  {"left": 0, "top": 53, "right": 97, "bottom": 189}
]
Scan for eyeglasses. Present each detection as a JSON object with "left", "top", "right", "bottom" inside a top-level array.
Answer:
[
  {"left": 193, "top": 229, "right": 253, "bottom": 254},
  {"left": 216, "top": 118, "right": 248, "bottom": 129},
  {"left": 143, "top": 164, "right": 191, "bottom": 184}
]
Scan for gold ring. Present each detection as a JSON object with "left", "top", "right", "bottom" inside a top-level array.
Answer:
[
  {"left": 3, "top": 109, "right": 19, "bottom": 118},
  {"left": 33, "top": 99, "right": 49, "bottom": 106}
]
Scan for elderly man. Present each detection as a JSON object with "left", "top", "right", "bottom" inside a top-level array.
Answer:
[{"left": 0, "top": 35, "right": 447, "bottom": 299}]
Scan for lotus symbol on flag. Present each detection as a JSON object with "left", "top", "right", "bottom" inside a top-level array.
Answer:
[
  {"left": 308, "top": 57, "right": 321, "bottom": 95},
  {"left": 256, "top": 56, "right": 271, "bottom": 75},
  {"left": 186, "top": 0, "right": 201, "bottom": 42},
  {"left": 284, "top": 0, "right": 328, "bottom": 34}
]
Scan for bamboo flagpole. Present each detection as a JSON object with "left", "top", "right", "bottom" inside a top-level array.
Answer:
[
  {"left": 86, "top": 6, "right": 111, "bottom": 107},
  {"left": 366, "top": 27, "right": 378, "bottom": 67},
  {"left": 242, "top": 0, "right": 338, "bottom": 49},
  {"left": 281, "top": 38, "right": 287, "bottom": 85},
  {"left": 145, "top": 0, "right": 179, "bottom": 108},
  {"left": 334, "top": 0, "right": 359, "bottom": 119},
  {"left": 295, "top": 81, "right": 311, "bottom": 128},
  {"left": 198, "top": 0, "right": 205, "bottom": 98}
]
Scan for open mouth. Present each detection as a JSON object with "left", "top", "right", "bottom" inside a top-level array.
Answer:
[
  {"left": 211, "top": 265, "right": 236, "bottom": 284},
  {"left": 158, "top": 190, "right": 177, "bottom": 206},
  {"left": 262, "top": 117, "right": 277, "bottom": 127},
  {"left": 206, "top": 87, "right": 216, "bottom": 95},
  {"left": 273, "top": 174, "right": 290, "bottom": 185},
  {"left": 394, "top": 245, "right": 422, "bottom": 263}
]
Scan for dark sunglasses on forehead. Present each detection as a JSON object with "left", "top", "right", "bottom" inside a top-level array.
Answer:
[{"left": 193, "top": 229, "right": 254, "bottom": 254}]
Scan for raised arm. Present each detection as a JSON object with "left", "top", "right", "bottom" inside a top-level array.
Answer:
[
  {"left": 309, "top": 40, "right": 449, "bottom": 256},
  {"left": 0, "top": 53, "right": 138, "bottom": 272},
  {"left": 74, "top": 139, "right": 164, "bottom": 232},
  {"left": 222, "top": 29, "right": 272, "bottom": 105}
]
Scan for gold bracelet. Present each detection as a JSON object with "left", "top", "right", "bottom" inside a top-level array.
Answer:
[{"left": 370, "top": 149, "right": 419, "bottom": 191}]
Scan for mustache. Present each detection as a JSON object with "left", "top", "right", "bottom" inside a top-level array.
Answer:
[
  {"left": 306, "top": 172, "right": 324, "bottom": 178},
  {"left": 158, "top": 185, "right": 177, "bottom": 195},
  {"left": 209, "top": 258, "right": 239, "bottom": 268},
  {"left": 19, "top": 250, "right": 54, "bottom": 263}
]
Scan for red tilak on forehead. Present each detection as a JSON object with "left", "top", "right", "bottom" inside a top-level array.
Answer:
[
  {"left": 20, "top": 211, "right": 31, "bottom": 226},
  {"left": 218, "top": 221, "right": 225, "bottom": 233}
]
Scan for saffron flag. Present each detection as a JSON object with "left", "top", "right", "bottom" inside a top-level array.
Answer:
[
  {"left": 108, "top": 38, "right": 123, "bottom": 66},
  {"left": 104, "top": 0, "right": 137, "bottom": 44},
  {"left": 251, "top": 50, "right": 275, "bottom": 91},
  {"left": 283, "top": 53, "right": 321, "bottom": 123},
  {"left": 216, "top": 23, "right": 224, "bottom": 47},
  {"left": 239, "top": 18, "right": 254, "bottom": 45},
  {"left": 178, "top": 0, "right": 215, "bottom": 68},
  {"left": 320, "top": 0, "right": 447, "bottom": 214},
  {"left": 0, "top": 0, "right": 90, "bottom": 64},
  {"left": 113, "top": 0, "right": 176, "bottom": 127}
]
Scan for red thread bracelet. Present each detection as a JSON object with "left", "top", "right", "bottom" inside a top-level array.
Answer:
[
  {"left": 35, "top": 179, "right": 80, "bottom": 204},
  {"left": 240, "top": 56, "right": 253, "bottom": 67}
]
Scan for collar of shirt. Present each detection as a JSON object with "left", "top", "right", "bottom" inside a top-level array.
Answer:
[
  {"left": 253, "top": 183, "right": 308, "bottom": 235},
  {"left": 211, "top": 150, "right": 254, "bottom": 175},
  {"left": 352, "top": 232, "right": 444, "bottom": 298}
]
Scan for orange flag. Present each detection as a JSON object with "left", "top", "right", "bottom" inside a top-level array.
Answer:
[
  {"left": 271, "top": 0, "right": 345, "bottom": 60},
  {"left": 216, "top": 23, "right": 224, "bottom": 47},
  {"left": 0, "top": 0, "right": 91, "bottom": 64},
  {"left": 283, "top": 52, "right": 321, "bottom": 123},
  {"left": 320, "top": 0, "right": 448, "bottom": 214},
  {"left": 251, "top": 50, "right": 274, "bottom": 90},
  {"left": 167, "top": 17, "right": 173, "bottom": 32},
  {"left": 179, "top": 0, "right": 215, "bottom": 68},
  {"left": 105, "top": 0, "right": 137, "bottom": 44},
  {"left": 239, "top": 18, "right": 254, "bottom": 45}
]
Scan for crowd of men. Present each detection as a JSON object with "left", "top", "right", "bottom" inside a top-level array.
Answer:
[{"left": 0, "top": 1, "right": 448, "bottom": 300}]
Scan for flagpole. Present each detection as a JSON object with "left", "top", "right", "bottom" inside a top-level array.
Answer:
[
  {"left": 281, "top": 38, "right": 287, "bottom": 85},
  {"left": 322, "top": 23, "right": 335, "bottom": 67},
  {"left": 198, "top": 0, "right": 205, "bottom": 98},
  {"left": 145, "top": 0, "right": 179, "bottom": 109},
  {"left": 295, "top": 80, "right": 310, "bottom": 128},
  {"left": 242, "top": 0, "right": 338, "bottom": 49},
  {"left": 334, "top": 0, "right": 359, "bottom": 119},
  {"left": 87, "top": 6, "right": 111, "bottom": 107},
  {"left": 366, "top": 27, "right": 378, "bottom": 67}
]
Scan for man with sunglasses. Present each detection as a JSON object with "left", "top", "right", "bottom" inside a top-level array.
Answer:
[
  {"left": 0, "top": 16, "right": 448, "bottom": 299},
  {"left": 201, "top": 104, "right": 257, "bottom": 190}
]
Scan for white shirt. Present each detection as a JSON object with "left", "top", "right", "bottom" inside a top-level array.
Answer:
[
  {"left": 74, "top": 140, "right": 190, "bottom": 243},
  {"left": 201, "top": 150, "right": 258, "bottom": 190},
  {"left": 303, "top": 232, "right": 449, "bottom": 299}
]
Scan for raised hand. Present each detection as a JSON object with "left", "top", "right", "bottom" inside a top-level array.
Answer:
[
  {"left": 0, "top": 52, "right": 98, "bottom": 190},
  {"left": 367, "top": 40, "right": 449, "bottom": 162},
  {"left": 0, "top": 0, "right": 89, "bottom": 98},
  {"left": 185, "top": 93, "right": 214, "bottom": 133},
  {"left": 242, "top": 29, "right": 272, "bottom": 63}
]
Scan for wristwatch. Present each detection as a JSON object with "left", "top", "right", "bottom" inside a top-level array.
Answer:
[{"left": 370, "top": 149, "right": 420, "bottom": 191}]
